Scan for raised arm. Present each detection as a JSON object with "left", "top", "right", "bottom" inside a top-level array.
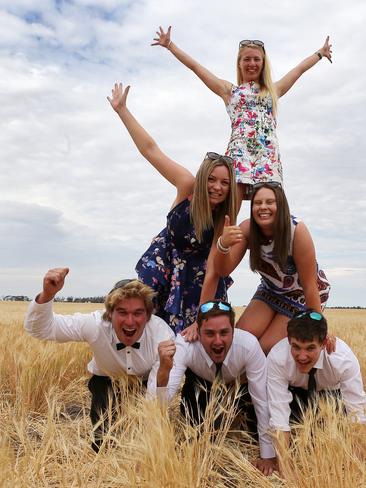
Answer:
[
  {"left": 292, "top": 222, "right": 322, "bottom": 312},
  {"left": 275, "top": 36, "right": 333, "bottom": 98},
  {"left": 108, "top": 83, "right": 195, "bottom": 205},
  {"left": 152, "top": 26, "right": 232, "bottom": 103},
  {"left": 24, "top": 268, "right": 95, "bottom": 343},
  {"left": 182, "top": 216, "right": 246, "bottom": 342},
  {"left": 181, "top": 242, "right": 221, "bottom": 342}
]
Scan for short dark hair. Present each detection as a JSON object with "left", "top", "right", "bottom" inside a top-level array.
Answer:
[
  {"left": 197, "top": 300, "right": 235, "bottom": 329},
  {"left": 287, "top": 310, "right": 328, "bottom": 343}
]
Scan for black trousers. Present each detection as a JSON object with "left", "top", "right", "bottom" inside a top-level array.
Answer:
[
  {"left": 180, "top": 368, "right": 258, "bottom": 439},
  {"left": 289, "top": 386, "right": 343, "bottom": 423},
  {"left": 87, "top": 374, "right": 147, "bottom": 452}
]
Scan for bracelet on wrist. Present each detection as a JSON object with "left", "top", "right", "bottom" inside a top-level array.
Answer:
[
  {"left": 315, "top": 51, "right": 322, "bottom": 60},
  {"left": 217, "top": 236, "right": 230, "bottom": 254}
]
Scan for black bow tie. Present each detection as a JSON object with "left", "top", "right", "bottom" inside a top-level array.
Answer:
[{"left": 116, "top": 342, "right": 140, "bottom": 350}]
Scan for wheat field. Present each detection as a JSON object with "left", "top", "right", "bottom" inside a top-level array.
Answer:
[{"left": 0, "top": 302, "right": 365, "bottom": 487}]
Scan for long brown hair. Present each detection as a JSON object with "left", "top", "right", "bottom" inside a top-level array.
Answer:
[
  {"left": 190, "top": 156, "right": 237, "bottom": 243},
  {"left": 249, "top": 184, "right": 291, "bottom": 272},
  {"left": 236, "top": 44, "right": 278, "bottom": 117}
]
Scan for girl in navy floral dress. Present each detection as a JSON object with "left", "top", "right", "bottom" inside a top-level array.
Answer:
[{"left": 108, "top": 83, "right": 237, "bottom": 335}]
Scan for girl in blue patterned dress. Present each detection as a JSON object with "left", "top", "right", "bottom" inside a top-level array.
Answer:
[
  {"left": 152, "top": 27, "right": 332, "bottom": 201},
  {"left": 108, "top": 83, "right": 237, "bottom": 336},
  {"left": 208, "top": 182, "right": 330, "bottom": 354}
]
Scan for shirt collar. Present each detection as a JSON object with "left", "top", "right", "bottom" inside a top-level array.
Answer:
[{"left": 314, "top": 349, "right": 325, "bottom": 369}]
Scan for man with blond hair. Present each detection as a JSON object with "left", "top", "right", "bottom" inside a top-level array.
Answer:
[{"left": 24, "top": 267, "right": 175, "bottom": 451}]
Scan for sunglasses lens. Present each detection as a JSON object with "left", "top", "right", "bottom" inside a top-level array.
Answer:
[
  {"left": 294, "top": 310, "right": 322, "bottom": 321},
  {"left": 200, "top": 301, "right": 231, "bottom": 313},
  {"left": 206, "top": 153, "right": 233, "bottom": 165},
  {"left": 239, "top": 39, "right": 264, "bottom": 48},
  {"left": 206, "top": 152, "right": 220, "bottom": 160},
  {"left": 309, "top": 312, "right": 322, "bottom": 321},
  {"left": 200, "top": 302, "right": 214, "bottom": 313}
]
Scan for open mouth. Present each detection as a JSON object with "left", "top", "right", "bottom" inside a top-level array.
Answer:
[
  {"left": 122, "top": 328, "right": 137, "bottom": 337},
  {"left": 211, "top": 346, "right": 225, "bottom": 357},
  {"left": 296, "top": 361, "right": 312, "bottom": 371}
]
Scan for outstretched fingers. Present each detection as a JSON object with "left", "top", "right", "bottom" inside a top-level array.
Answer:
[
  {"left": 322, "top": 35, "right": 333, "bottom": 63},
  {"left": 151, "top": 25, "right": 171, "bottom": 47},
  {"left": 107, "top": 83, "right": 130, "bottom": 112}
]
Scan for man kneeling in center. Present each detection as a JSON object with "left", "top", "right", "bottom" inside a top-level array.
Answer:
[{"left": 156, "top": 300, "right": 277, "bottom": 476}]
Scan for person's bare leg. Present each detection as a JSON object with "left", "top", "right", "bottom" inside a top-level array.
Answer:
[
  {"left": 259, "top": 313, "right": 289, "bottom": 355},
  {"left": 236, "top": 299, "right": 276, "bottom": 339}
]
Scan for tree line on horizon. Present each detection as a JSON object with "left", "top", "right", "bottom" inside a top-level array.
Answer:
[{"left": 1, "top": 295, "right": 365, "bottom": 309}]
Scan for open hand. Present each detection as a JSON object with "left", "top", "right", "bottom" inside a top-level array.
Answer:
[
  {"left": 254, "top": 457, "right": 278, "bottom": 476},
  {"left": 181, "top": 322, "right": 199, "bottom": 342},
  {"left": 325, "top": 333, "right": 336, "bottom": 354},
  {"left": 319, "top": 35, "right": 332, "bottom": 63},
  {"left": 107, "top": 82, "right": 130, "bottom": 113},
  {"left": 151, "top": 26, "right": 172, "bottom": 48}
]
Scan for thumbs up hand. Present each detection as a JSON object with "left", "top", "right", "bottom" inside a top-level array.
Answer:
[{"left": 220, "top": 215, "right": 244, "bottom": 248}]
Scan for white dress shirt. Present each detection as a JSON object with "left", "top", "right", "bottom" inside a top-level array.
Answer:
[
  {"left": 24, "top": 299, "right": 174, "bottom": 397},
  {"left": 159, "top": 329, "right": 275, "bottom": 459},
  {"left": 267, "top": 338, "right": 366, "bottom": 431}
]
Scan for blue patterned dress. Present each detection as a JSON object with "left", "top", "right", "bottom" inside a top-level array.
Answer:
[
  {"left": 252, "top": 216, "right": 330, "bottom": 317},
  {"left": 136, "top": 199, "right": 232, "bottom": 333}
]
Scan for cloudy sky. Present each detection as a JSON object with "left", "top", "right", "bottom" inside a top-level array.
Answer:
[{"left": 1, "top": 0, "right": 365, "bottom": 306}]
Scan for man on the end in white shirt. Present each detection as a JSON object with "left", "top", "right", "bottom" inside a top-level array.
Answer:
[
  {"left": 157, "top": 300, "right": 277, "bottom": 477},
  {"left": 267, "top": 309, "right": 366, "bottom": 464},
  {"left": 24, "top": 267, "right": 175, "bottom": 452}
]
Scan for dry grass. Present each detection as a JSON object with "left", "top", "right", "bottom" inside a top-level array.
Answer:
[{"left": 1, "top": 303, "right": 365, "bottom": 487}]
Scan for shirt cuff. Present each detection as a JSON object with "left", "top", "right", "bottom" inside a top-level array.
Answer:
[
  {"left": 259, "top": 441, "right": 276, "bottom": 459},
  {"left": 33, "top": 297, "right": 54, "bottom": 308},
  {"left": 155, "top": 386, "right": 169, "bottom": 403}
]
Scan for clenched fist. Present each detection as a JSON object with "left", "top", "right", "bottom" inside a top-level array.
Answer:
[{"left": 36, "top": 267, "right": 69, "bottom": 304}]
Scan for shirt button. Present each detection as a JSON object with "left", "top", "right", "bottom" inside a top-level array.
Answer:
[
  {"left": 128, "top": 367, "right": 131, "bottom": 370},
  {"left": 127, "top": 351, "right": 130, "bottom": 354}
]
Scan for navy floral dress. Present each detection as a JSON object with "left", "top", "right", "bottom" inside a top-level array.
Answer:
[{"left": 136, "top": 199, "right": 232, "bottom": 333}]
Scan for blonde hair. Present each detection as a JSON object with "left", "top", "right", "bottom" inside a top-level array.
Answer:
[
  {"left": 236, "top": 44, "right": 278, "bottom": 117},
  {"left": 103, "top": 279, "right": 156, "bottom": 321},
  {"left": 190, "top": 156, "right": 237, "bottom": 243}
]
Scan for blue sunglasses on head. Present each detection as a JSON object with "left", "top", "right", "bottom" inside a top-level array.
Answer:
[
  {"left": 200, "top": 301, "right": 232, "bottom": 314},
  {"left": 294, "top": 310, "right": 323, "bottom": 321}
]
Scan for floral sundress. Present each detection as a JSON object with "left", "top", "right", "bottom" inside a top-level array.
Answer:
[{"left": 225, "top": 81, "right": 282, "bottom": 185}]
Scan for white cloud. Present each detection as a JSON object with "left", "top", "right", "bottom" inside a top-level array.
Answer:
[{"left": 0, "top": 0, "right": 365, "bottom": 306}]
